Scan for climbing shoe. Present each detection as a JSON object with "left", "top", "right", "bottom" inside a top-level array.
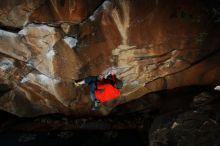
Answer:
[{"left": 92, "top": 100, "right": 100, "bottom": 111}]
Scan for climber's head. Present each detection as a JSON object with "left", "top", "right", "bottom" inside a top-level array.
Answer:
[{"left": 115, "top": 79, "right": 123, "bottom": 89}]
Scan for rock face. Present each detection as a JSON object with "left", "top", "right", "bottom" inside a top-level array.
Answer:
[
  {"left": 30, "top": 0, "right": 104, "bottom": 23},
  {"left": 0, "top": 0, "right": 220, "bottom": 117},
  {"left": 0, "top": 0, "right": 45, "bottom": 28}
]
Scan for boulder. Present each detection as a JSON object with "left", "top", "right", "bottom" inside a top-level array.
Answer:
[{"left": 0, "top": 0, "right": 220, "bottom": 117}]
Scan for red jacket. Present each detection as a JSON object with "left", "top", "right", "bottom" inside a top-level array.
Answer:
[{"left": 95, "top": 84, "right": 120, "bottom": 103}]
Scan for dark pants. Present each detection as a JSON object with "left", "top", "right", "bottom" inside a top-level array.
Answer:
[{"left": 84, "top": 76, "right": 98, "bottom": 103}]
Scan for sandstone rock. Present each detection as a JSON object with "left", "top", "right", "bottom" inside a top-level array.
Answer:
[
  {"left": 61, "top": 23, "right": 71, "bottom": 34},
  {"left": 0, "top": 30, "right": 31, "bottom": 61},
  {"left": 30, "top": 0, "right": 104, "bottom": 23},
  {"left": 78, "top": 0, "right": 220, "bottom": 110},
  {"left": 0, "top": 56, "right": 17, "bottom": 80},
  {"left": 0, "top": 24, "right": 82, "bottom": 116},
  {"left": 214, "top": 86, "right": 220, "bottom": 91},
  {"left": 18, "top": 24, "right": 78, "bottom": 79},
  {"left": 0, "top": 0, "right": 220, "bottom": 117},
  {"left": 18, "top": 24, "right": 60, "bottom": 78},
  {"left": 63, "top": 37, "right": 78, "bottom": 48},
  {"left": 0, "top": 0, "right": 45, "bottom": 28}
]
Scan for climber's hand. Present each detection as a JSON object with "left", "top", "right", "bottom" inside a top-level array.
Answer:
[{"left": 98, "top": 74, "right": 104, "bottom": 80}]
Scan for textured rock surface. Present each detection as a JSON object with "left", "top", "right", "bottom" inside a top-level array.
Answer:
[
  {"left": 0, "top": 0, "right": 220, "bottom": 117},
  {"left": 149, "top": 90, "right": 220, "bottom": 146},
  {"left": 30, "top": 0, "right": 104, "bottom": 23},
  {"left": 0, "top": 0, "right": 45, "bottom": 28}
]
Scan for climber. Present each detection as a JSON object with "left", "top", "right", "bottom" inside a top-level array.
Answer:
[{"left": 73, "top": 71, "right": 123, "bottom": 110}]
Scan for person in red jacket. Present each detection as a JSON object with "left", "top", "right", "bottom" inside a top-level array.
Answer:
[{"left": 74, "top": 72, "right": 123, "bottom": 110}]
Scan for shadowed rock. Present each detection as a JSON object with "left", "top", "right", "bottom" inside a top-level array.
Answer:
[{"left": 0, "top": 0, "right": 220, "bottom": 117}]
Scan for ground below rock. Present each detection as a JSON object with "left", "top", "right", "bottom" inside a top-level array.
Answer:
[{"left": 149, "top": 88, "right": 220, "bottom": 146}]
